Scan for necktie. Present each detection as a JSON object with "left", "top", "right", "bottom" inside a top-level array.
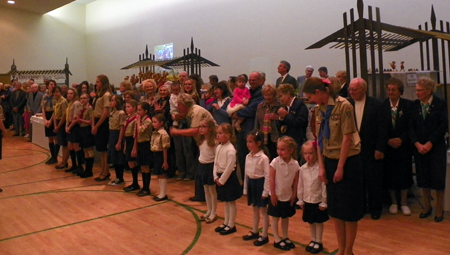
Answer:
[
  {"left": 318, "top": 105, "right": 333, "bottom": 152},
  {"left": 422, "top": 103, "right": 430, "bottom": 120}
]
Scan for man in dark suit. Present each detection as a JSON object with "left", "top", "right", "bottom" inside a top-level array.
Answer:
[
  {"left": 9, "top": 80, "right": 27, "bottom": 136},
  {"left": 26, "top": 83, "right": 44, "bottom": 141},
  {"left": 276, "top": 60, "right": 298, "bottom": 90},
  {"left": 336, "top": 70, "right": 349, "bottom": 98},
  {"left": 276, "top": 83, "right": 308, "bottom": 158},
  {"left": 348, "top": 78, "right": 386, "bottom": 220}
]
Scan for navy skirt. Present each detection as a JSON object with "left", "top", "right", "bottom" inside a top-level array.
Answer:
[
  {"left": 108, "top": 130, "right": 125, "bottom": 165},
  {"left": 268, "top": 199, "right": 296, "bottom": 219},
  {"left": 302, "top": 202, "right": 329, "bottom": 224},
  {"left": 55, "top": 121, "right": 67, "bottom": 146},
  {"left": 66, "top": 123, "right": 80, "bottom": 143},
  {"left": 152, "top": 151, "right": 165, "bottom": 175},
  {"left": 79, "top": 126, "right": 95, "bottom": 148},
  {"left": 44, "top": 111, "right": 56, "bottom": 137},
  {"left": 199, "top": 162, "right": 214, "bottom": 186},
  {"left": 94, "top": 117, "right": 109, "bottom": 152},
  {"left": 216, "top": 171, "right": 242, "bottom": 202},
  {"left": 124, "top": 136, "right": 136, "bottom": 162},
  {"left": 247, "top": 177, "right": 268, "bottom": 207},
  {"left": 137, "top": 141, "right": 152, "bottom": 167}
]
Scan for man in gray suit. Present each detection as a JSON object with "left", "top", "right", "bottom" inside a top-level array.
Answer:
[
  {"left": 9, "top": 80, "right": 27, "bottom": 136},
  {"left": 297, "top": 65, "right": 314, "bottom": 96},
  {"left": 276, "top": 60, "right": 298, "bottom": 89},
  {"left": 26, "top": 83, "right": 44, "bottom": 141}
]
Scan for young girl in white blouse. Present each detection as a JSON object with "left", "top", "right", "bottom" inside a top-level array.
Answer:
[
  {"left": 213, "top": 123, "right": 242, "bottom": 235},
  {"left": 242, "top": 131, "right": 270, "bottom": 246},
  {"left": 268, "top": 136, "right": 300, "bottom": 251},
  {"left": 197, "top": 118, "right": 218, "bottom": 223},
  {"left": 298, "top": 141, "right": 328, "bottom": 254}
]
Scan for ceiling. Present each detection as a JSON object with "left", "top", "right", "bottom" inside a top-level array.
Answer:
[{"left": 0, "top": 0, "right": 96, "bottom": 15}]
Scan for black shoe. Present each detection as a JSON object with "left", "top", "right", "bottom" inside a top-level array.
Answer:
[
  {"left": 434, "top": 212, "right": 444, "bottom": 222},
  {"left": 123, "top": 185, "right": 140, "bottom": 192},
  {"left": 79, "top": 171, "right": 93, "bottom": 178},
  {"left": 253, "top": 236, "right": 269, "bottom": 246},
  {"left": 72, "top": 167, "right": 84, "bottom": 175},
  {"left": 310, "top": 242, "right": 323, "bottom": 254},
  {"left": 65, "top": 167, "right": 76, "bottom": 173},
  {"left": 153, "top": 195, "right": 168, "bottom": 201},
  {"left": 0, "top": 188, "right": 3, "bottom": 192},
  {"left": 274, "top": 240, "right": 290, "bottom": 251},
  {"left": 306, "top": 241, "right": 315, "bottom": 252},
  {"left": 137, "top": 190, "right": 151, "bottom": 197},
  {"left": 243, "top": 231, "right": 259, "bottom": 241},
  {"left": 419, "top": 209, "right": 432, "bottom": 219},
  {"left": 283, "top": 238, "right": 295, "bottom": 249},
  {"left": 371, "top": 212, "right": 381, "bottom": 220},
  {"left": 189, "top": 196, "right": 205, "bottom": 202},
  {"left": 55, "top": 163, "right": 68, "bottom": 170},
  {"left": 94, "top": 174, "right": 111, "bottom": 182},
  {"left": 214, "top": 224, "right": 227, "bottom": 233},
  {"left": 45, "top": 158, "right": 57, "bottom": 165},
  {"left": 219, "top": 225, "right": 236, "bottom": 235},
  {"left": 12, "top": 133, "right": 20, "bottom": 137}
]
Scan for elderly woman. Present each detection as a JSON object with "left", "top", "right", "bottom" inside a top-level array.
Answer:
[
  {"left": 276, "top": 83, "right": 308, "bottom": 157},
  {"left": 139, "top": 79, "right": 157, "bottom": 116},
  {"left": 409, "top": 77, "right": 448, "bottom": 222},
  {"left": 253, "top": 84, "right": 281, "bottom": 159},
  {"left": 380, "top": 77, "right": 413, "bottom": 216},
  {"left": 207, "top": 80, "right": 231, "bottom": 125},
  {"left": 303, "top": 77, "right": 363, "bottom": 255}
]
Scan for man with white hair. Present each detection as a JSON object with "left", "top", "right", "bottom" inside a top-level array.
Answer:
[
  {"left": 26, "top": 83, "right": 44, "bottom": 141},
  {"left": 297, "top": 65, "right": 314, "bottom": 96},
  {"left": 179, "top": 71, "right": 188, "bottom": 85}
]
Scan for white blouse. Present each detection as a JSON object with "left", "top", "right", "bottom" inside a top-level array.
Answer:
[
  {"left": 297, "top": 161, "right": 327, "bottom": 208},
  {"left": 269, "top": 157, "right": 300, "bottom": 201},
  {"left": 198, "top": 140, "right": 217, "bottom": 164},
  {"left": 243, "top": 150, "right": 270, "bottom": 197},
  {"left": 213, "top": 142, "right": 236, "bottom": 185}
]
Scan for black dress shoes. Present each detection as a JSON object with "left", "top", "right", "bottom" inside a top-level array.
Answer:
[
  {"left": 419, "top": 209, "right": 432, "bottom": 219},
  {"left": 55, "top": 163, "right": 68, "bottom": 170},
  {"left": 137, "top": 190, "right": 151, "bottom": 197},
  {"left": 189, "top": 196, "right": 205, "bottom": 202},
  {"left": 123, "top": 185, "right": 140, "bottom": 192},
  {"left": 219, "top": 225, "right": 236, "bottom": 235},
  {"left": 153, "top": 195, "right": 168, "bottom": 201},
  {"left": 45, "top": 158, "right": 57, "bottom": 165},
  {"left": 253, "top": 236, "right": 269, "bottom": 246},
  {"left": 434, "top": 212, "right": 444, "bottom": 222},
  {"left": 371, "top": 212, "right": 381, "bottom": 220}
]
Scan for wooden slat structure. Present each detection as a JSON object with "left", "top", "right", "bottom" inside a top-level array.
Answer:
[
  {"left": 306, "top": 0, "right": 450, "bottom": 100},
  {"left": 1, "top": 58, "right": 72, "bottom": 85}
]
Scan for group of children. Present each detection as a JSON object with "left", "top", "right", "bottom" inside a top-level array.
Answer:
[{"left": 193, "top": 117, "right": 328, "bottom": 253}]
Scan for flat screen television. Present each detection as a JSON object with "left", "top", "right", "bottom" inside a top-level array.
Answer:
[{"left": 154, "top": 43, "right": 174, "bottom": 61}]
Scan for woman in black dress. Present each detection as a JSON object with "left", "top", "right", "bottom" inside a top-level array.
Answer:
[
  {"left": 381, "top": 78, "right": 413, "bottom": 216},
  {"left": 409, "top": 77, "right": 448, "bottom": 222}
]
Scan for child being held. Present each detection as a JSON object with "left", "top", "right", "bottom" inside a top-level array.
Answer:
[
  {"left": 227, "top": 74, "right": 250, "bottom": 132},
  {"left": 170, "top": 82, "right": 181, "bottom": 127}
]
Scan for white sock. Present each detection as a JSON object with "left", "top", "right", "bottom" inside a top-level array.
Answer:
[
  {"left": 158, "top": 178, "right": 167, "bottom": 198},
  {"left": 224, "top": 202, "right": 230, "bottom": 226},
  {"left": 209, "top": 185, "right": 217, "bottom": 218},
  {"left": 315, "top": 223, "right": 324, "bottom": 243},
  {"left": 271, "top": 217, "right": 281, "bottom": 242},
  {"left": 204, "top": 185, "right": 211, "bottom": 217},
  {"left": 252, "top": 207, "right": 260, "bottom": 233},
  {"left": 310, "top": 223, "right": 317, "bottom": 242},
  {"left": 281, "top": 218, "right": 289, "bottom": 239},
  {"left": 228, "top": 201, "right": 237, "bottom": 228},
  {"left": 261, "top": 207, "right": 269, "bottom": 237}
]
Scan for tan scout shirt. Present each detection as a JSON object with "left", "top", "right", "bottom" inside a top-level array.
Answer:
[
  {"left": 315, "top": 96, "right": 360, "bottom": 159},
  {"left": 187, "top": 104, "right": 214, "bottom": 142},
  {"left": 53, "top": 97, "right": 68, "bottom": 120},
  {"left": 124, "top": 114, "right": 137, "bottom": 137},
  {"left": 136, "top": 115, "right": 152, "bottom": 143},
  {"left": 93, "top": 91, "right": 111, "bottom": 118},
  {"left": 151, "top": 128, "right": 170, "bottom": 152},
  {"left": 41, "top": 93, "right": 56, "bottom": 112},
  {"left": 79, "top": 104, "right": 93, "bottom": 127},
  {"left": 66, "top": 100, "right": 82, "bottom": 123},
  {"left": 109, "top": 109, "right": 126, "bottom": 131}
]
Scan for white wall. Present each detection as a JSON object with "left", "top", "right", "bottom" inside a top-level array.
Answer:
[
  {"left": 0, "top": 3, "right": 87, "bottom": 84},
  {"left": 2, "top": 0, "right": 449, "bottom": 86}
]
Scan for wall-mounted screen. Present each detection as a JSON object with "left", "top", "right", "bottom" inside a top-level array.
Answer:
[{"left": 154, "top": 43, "right": 174, "bottom": 61}]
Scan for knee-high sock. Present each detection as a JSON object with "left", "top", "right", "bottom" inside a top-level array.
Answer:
[
  {"left": 70, "top": 150, "right": 77, "bottom": 168},
  {"left": 76, "top": 150, "right": 84, "bottom": 169},
  {"left": 141, "top": 172, "right": 147, "bottom": 190},
  {"left": 310, "top": 223, "right": 317, "bottom": 242},
  {"left": 203, "top": 185, "right": 212, "bottom": 217},
  {"left": 228, "top": 201, "right": 237, "bottom": 228},
  {"left": 252, "top": 206, "right": 260, "bottom": 233},
  {"left": 54, "top": 144, "right": 60, "bottom": 160},
  {"left": 158, "top": 178, "right": 167, "bottom": 198},
  {"left": 281, "top": 218, "right": 289, "bottom": 239},
  {"left": 315, "top": 223, "right": 324, "bottom": 243},
  {"left": 271, "top": 217, "right": 281, "bottom": 242},
  {"left": 261, "top": 207, "right": 269, "bottom": 237},
  {"left": 48, "top": 143, "right": 55, "bottom": 159},
  {"left": 209, "top": 185, "right": 217, "bottom": 217},
  {"left": 131, "top": 166, "right": 139, "bottom": 186},
  {"left": 115, "top": 164, "right": 124, "bottom": 181},
  {"left": 224, "top": 202, "right": 230, "bottom": 226}
]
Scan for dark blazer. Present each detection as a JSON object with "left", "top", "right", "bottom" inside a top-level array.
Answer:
[
  {"left": 280, "top": 97, "right": 308, "bottom": 148},
  {"left": 349, "top": 96, "right": 386, "bottom": 157},
  {"left": 206, "top": 97, "right": 231, "bottom": 125},
  {"left": 381, "top": 98, "right": 412, "bottom": 144},
  {"left": 276, "top": 74, "right": 298, "bottom": 90},
  {"left": 9, "top": 89, "right": 27, "bottom": 113},
  {"left": 338, "top": 83, "right": 349, "bottom": 98},
  {"left": 26, "top": 91, "right": 44, "bottom": 114}
]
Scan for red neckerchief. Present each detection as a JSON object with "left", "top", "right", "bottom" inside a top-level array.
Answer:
[{"left": 124, "top": 114, "right": 137, "bottom": 131}]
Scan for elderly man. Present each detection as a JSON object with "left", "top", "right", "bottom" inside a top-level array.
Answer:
[
  {"left": 171, "top": 93, "right": 215, "bottom": 202},
  {"left": 26, "top": 83, "right": 44, "bottom": 141},
  {"left": 297, "top": 65, "right": 314, "bottom": 96},
  {"left": 348, "top": 78, "right": 386, "bottom": 220},
  {"left": 9, "top": 80, "right": 27, "bottom": 136},
  {"left": 336, "top": 70, "right": 349, "bottom": 97},
  {"left": 179, "top": 71, "right": 188, "bottom": 85},
  {"left": 232, "top": 71, "right": 265, "bottom": 181},
  {"left": 276, "top": 60, "right": 298, "bottom": 89}
]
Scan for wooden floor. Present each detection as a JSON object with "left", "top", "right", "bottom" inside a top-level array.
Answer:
[{"left": 0, "top": 133, "right": 449, "bottom": 255}]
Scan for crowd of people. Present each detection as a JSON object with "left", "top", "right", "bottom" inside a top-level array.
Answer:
[{"left": 0, "top": 61, "right": 447, "bottom": 254}]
